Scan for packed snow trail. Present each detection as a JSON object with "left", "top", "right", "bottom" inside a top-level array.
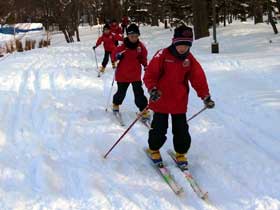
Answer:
[{"left": 0, "top": 22, "right": 279, "bottom": 210}]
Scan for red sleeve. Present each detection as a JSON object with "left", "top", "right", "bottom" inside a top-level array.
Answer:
[
  {"left": 139, "top": 43, "right": 148, "bottom": 67},
  {"left": 95, "top": 36, "right": 103, "bottom": 47},
  {"left": 143, "top": 49, "right": 165, "bottom": 91},
  {"left": 118, "top": 26, "right": 122, "bottom": 34},
  {"left": 188, "top": 53, "right": 210, "bottom": 99},
  {"left": 114, "top": 33, "right": 124, "bottom": 41},
  {"left": 112, "top": 45, "right": 125, "bottom": 63}
]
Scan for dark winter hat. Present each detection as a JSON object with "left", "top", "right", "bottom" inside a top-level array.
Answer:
[
  {"left": 126, "top": 24, "right": 140, "bottom": 35},
  {"left": 103, "top": 24, "right": 110, "bottom": 31},
  {"left": 173, "top": 25, "right": 193, "bottom": 47}
]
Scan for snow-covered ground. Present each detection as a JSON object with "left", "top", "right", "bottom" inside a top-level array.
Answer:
[{"left": 0, "top": 21, "right": 279, "bottom": 210}]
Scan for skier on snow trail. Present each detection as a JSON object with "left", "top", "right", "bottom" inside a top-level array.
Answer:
[
  {"left": 93, "top": 24, "right": 123, "bottom": 73},
  {"left": 121, "top": 15, "right": 130, "bottom": 34},
  {"left": 110, "top": 19, "right": 123, "bottom": 47},
  {"left": 143, "top": 24, "right": 215, "bottom": 169},
  {"left": 112, "top": 23, "right": 150, "bottom": 122}
]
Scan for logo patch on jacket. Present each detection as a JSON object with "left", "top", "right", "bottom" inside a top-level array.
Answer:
[{"left": 183, "top": 59, "right": 190, "bottom": 67}]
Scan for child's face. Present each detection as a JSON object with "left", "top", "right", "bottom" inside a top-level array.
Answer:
[
  {"left": 128, "top": 34, "right": 139, "bottom": 43},
  {"left": 175, "top": 45, "right": 190, "bottom": 54},
  {"left": 104, "top": 29, "right": 110, "bottom": 34}
]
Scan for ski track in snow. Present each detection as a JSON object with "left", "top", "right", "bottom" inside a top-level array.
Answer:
[{"left": 0, "top": 22, "right": 279, "bottom": 210}]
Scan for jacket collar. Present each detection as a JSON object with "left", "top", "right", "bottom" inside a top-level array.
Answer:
[{"left": 124, "top": 37, "right": 140, "bottom": 49}]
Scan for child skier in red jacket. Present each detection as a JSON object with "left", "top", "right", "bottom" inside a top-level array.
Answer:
[
  {"left": 112, "top": 24, "right": 150, "bottom": 121},
  {"left": 93, "top": 24, "right": 123, "bottom": 73},
  {"left": 143, "top": 24, "right": 215, "bottom": 168},
  {"left": 121, "top": 15, "right": 130, "bottom": 34},
  {"left": 110, "top": 20, "right": 123, "bottom": 46}
]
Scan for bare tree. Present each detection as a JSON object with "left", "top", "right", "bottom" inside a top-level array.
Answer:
[{"left": 192, "top": 0, "right": 209, "bottom": 39}]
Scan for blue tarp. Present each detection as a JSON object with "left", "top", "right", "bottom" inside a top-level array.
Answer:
[
  {"left": 0, "top": 26, "right": 43, "bottom": 34},
  {"left": 17, "top": 27, "right": 43, "bottom": 33},
  {"left": 0, "top": 27, "right": 15, "bottom": 35}
]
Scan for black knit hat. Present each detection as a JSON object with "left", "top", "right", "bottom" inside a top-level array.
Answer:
[
  {"left": 126, "top": 24, "right": 140, "bottom": 35},
  {"left": 173, "top": 25, "right": 193, "bottom": 47},
  {"left": 103, "top": 24, "right": 110, "bottom": 31}
]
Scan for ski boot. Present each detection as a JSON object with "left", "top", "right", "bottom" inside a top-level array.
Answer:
[
  {"left": 99, "top": 66, "right": 105, "bottom": 73},
  {"left": 141, "top": 109, "right": 151, "bottom": 123},
  {"left": 147, "top": 148, "right": 163, "bottom": 166},
  {"left": 112, "top": 104, "right": 119, "bottom": 113},
  {"left": 175, "top": 152, "right": 188, "bottom": 170},
  {"left": 112, "top": 62, "right": 116, "bottom": 69}
]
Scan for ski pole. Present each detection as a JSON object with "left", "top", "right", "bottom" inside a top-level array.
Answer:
[
  {"left": 93, "top": 48, "right": 99, "bottom": 73},
  {"left": 103, "top": 105, "right": 150, "bottom": 159},
  {"left": 187, "top": 106, "right": 207, "bottom": 122},
  {"left": 105, "top": 71, "right": 116, "bottom": 112}
]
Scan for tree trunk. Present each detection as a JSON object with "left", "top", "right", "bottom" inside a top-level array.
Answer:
[
  {"left": 151, "top": 17, "right": 159, "bottom": 26},
  {"left": 62, "top": 29, "right": 70, "bottom": 43},
  {"left": 164, "top": 19, "right": 168, "bottom": 29},
  {"left": 268, "top": 0, "right": 278, "bottom": 34},
  {"left": 114, "top": 0, "right": 121, "bottom": 21},
  {"left": 76, "top": 5, "right": 80, "bottom": 42},
  {"left": 69, "top": 30, "right": 74, "bottom": 42},
  {"left": 223, "top": 0, "right": 227, "bottom": 27},
  {"left": 192, "top": 0, "right": 209, "bottom": 39},
  {"left": 276, "top": 0, "right": 280, "bottom": 12},
  {"left": 253, "top": 0, "right": 263, "bottom": 24},
  {"left": 103, "top": 0, "right": 121, "bottom": 21},
  {"left": 228, "top": 14, "right": 233, "bottom": 24},
  {"left": 151, "top": 0, "right": 159, "bottom": 26},
  {"left": 76, "top": 27, "right": 80, "bottom": 42}
]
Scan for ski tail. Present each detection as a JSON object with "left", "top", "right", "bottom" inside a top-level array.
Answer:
[
  {"left": 145, "top": 148, "right": 183, "bottom": 195},
  {"left": 167, "top": 149, "right": 209, "bottom": 201},
  {"left": 113, "top": 111, "right": 125, "bottom": 126}
]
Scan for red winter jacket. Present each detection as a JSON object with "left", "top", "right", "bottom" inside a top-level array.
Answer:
[
  {"left": 110, "top": 23, "right": 122, "bottom": 35},
  {"left": 143, "top": 48, "right": 210, "bottom": 114},
  {"left": 122, "top": 16, "right": 129, "bottom": 26},
  {"left": 113, "top": 40, "right": 148, "bottom": 83},
  {"left": 95, "top": 32, "right": 123, "bottom": 52}
]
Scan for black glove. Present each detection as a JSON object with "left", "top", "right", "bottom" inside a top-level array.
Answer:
[
  {"left": 116, "top": 52, "right": 124, "bottom": 60},
  {"left": 93, "top": 46, "right": 97, "bottom": 50},
  {"left": 149, "top": 87, "right": 161, "bottom": 102},
  {"left": 203, "top": 96, "right": 215, "bottom": 109}
]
